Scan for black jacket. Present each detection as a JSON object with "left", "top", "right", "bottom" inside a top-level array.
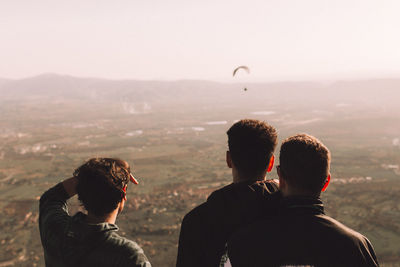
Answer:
[
  {"left": 228, "top": 196, "right": 379, "bottom": 267},
  {"left": 176, "top": 180, "right": 279, "bottom": 267}
]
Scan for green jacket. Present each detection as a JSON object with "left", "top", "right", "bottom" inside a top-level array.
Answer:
[{"left": 39, "top": 183, "right": 151, "bottom": 267}]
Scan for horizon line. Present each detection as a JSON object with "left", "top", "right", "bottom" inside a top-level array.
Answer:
[{"left": 2, "top": 72, "right": 400, "bottom": 84}]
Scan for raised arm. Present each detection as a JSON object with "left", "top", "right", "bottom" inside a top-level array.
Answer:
[
  {"left": 62, "top": 176, "right": 78, "bottom": 197},
  {"left": 39, "top": 177, "right": 78, "bottom": 250}
]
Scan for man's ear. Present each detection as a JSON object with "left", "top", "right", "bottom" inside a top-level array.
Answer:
[
  {"left": 267, "top": 155, "right": 275, "bottom": 173},
  {"left": 321, "top": 174, "right": 331, "bottom": 192},
  {"left": 226, "top": 151, "right": 233, "bottom": 168},
  {"left": 122, "top": 185, "right": 127, "bottom": 201},
  {"left": 277, "top": 168, "right": 285, "bottom": 191}
]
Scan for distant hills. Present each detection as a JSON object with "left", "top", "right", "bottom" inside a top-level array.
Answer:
[{"left": 1, "top": 73, "right": 399, "bottom": 110}]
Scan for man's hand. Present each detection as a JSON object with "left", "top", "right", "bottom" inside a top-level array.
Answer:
[{"left": 62, "top": 176, "right": 79, "bottom": 198}]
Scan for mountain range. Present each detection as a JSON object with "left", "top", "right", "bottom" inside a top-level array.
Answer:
[{"left": 0, "top": 73, "right": 399, "bottom": 109}]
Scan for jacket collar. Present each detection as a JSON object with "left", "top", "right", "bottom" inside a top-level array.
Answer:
[
  {"left": 280, "top": 196, "right": 325, "bottom": 215},
  {"left": 72, "top": 212, "right": 119, "bottom": 233}
]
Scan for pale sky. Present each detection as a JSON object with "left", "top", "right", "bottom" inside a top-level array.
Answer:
[{"left": 1, "top": 0, "right": 400, "bottom": 81}]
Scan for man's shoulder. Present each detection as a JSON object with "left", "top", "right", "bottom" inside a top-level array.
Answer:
[
  {"left": 228, "top": 214, "right": 378, "bottom": 266},
  {"left": 229, "top": 212, "right": 369, "bottom": 249},
  {"left": 183, "top": 201, "right": 207, "bottom": 217},
  {"left": 181, "top": 202, "right": 208, "bottom": 229},
  {"left": 106, "top": 232, "right": 144, "bottom": 253},
  {"left": 100, "top": 232, "right": 151, "bottom": 266},
  {"left": 232, "top": 212, "right": 370, "bottom": 243},
  {"left": 206, "top": 183, "right": 234, "bottom": 204},
  {"left": 309, "top": 214, "right": 378, "bottom": 265},
  {"left": 181, "top": 183, "right": 234, "bottom": 222},
  {"left": 316, "top": 214, "right": 372, "bottom": 244}
]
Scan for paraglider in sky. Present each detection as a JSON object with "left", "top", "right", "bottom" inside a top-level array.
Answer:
[
  {"left": 233, "top": 66, "right": 250, "bottom": 91},
  {"left": 233, "top": 65, "right": 250, "bottom": 77}
]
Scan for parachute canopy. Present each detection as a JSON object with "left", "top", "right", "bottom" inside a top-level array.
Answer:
[{"left": 233, "top": 65, "right": 250, "bottom": 77}]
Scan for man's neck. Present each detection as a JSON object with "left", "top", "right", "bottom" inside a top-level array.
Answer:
[{"left": 232, "top": 168, "right": 267, "bottom": 183}]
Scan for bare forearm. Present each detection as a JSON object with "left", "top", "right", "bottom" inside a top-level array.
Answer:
[{"left": 62, "top": 176, "right": 78, "bottom": 197}]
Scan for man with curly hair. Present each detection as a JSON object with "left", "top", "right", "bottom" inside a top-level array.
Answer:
[{"left": 39, "top": 158, "right": 151, "bottom": 267}]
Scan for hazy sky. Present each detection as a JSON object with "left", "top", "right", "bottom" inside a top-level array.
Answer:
[{"left": 1, "top": 0, "right": 400, "bottom": 81}]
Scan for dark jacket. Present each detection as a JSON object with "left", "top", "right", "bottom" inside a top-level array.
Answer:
[
  {"left": 228, "top": 196, "right": 379, "bottom": 267},
  {"left": 176, "top": 179, "right": 280, "bottom": 267},
  {"left": 39, "top": 183, "right": 151, "bottom": 267}
]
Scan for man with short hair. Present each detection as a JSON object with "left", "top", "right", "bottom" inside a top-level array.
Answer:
[
  {"left": 39, "top": 158, "right": 151, "bottom": 267},
  {"left": 176, "top": 119, "right": 280, "bottom": 267},
  {"left": 228, "top": 134, "right": 379, "bottom": 267}
]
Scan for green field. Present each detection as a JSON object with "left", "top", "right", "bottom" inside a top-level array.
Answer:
[{"left": 0, "top": 76, "right": 399, "bottom": 266}]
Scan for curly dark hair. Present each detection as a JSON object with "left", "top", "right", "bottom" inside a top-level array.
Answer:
[
  {"left": 279, "top": 134, "right": 330, "bottom": 194},
  {"left": 74, "top": 158, "right": 131, "bottom": 216},
  {"left": 227, "top": 119, "right": 278, "bottom": 179}
]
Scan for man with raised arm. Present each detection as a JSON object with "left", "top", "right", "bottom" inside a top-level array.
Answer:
[
  {"left": 228, "top": 134, "right": 379, "bottom": 267},
  {"left": 177, "top": 119, "right": 280, "bottom": 267},
  {"left": 39, "top": 158, "right": 151, "bottom": 267}
]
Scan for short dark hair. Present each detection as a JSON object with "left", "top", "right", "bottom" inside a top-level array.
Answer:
[
  {"left": 227, "top": 119, "right": 278, "bottom": 179},
  {"left": 279, "top": 134, "right": 330, "bottom": 194},
  {"left": 75, "top": 158, "right": 131, "bottom": 216}
]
